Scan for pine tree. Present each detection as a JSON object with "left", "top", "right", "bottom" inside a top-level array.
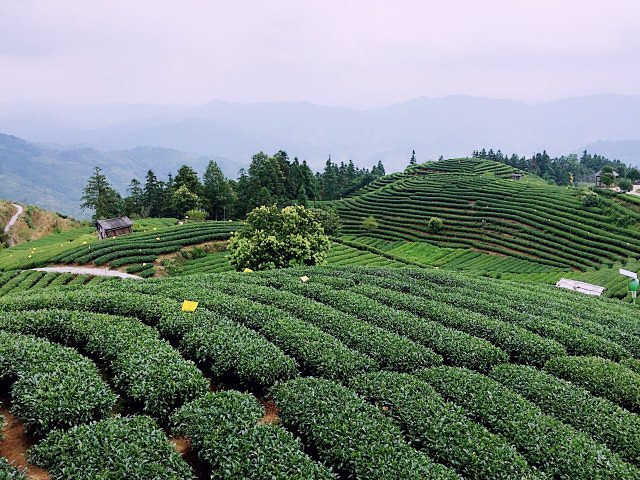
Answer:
[
  {"left": 203, "top": 160, "right": 232, "bottom": 220},
  {"left": 124, "top": 178, "right": 144, "bottom": 218},
  {"left": 410, "top": 150, "right": 417, "bottom": 166},
  {"left": 80, "top": 166, "right": 123, "bottom": 221}
]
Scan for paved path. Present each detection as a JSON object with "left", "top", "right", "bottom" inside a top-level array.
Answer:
[
  {"left": 32, "top": 266, "right": 142, "bottom": 280},
  {"left": 4, "top": 203, "right": 23, "bottom": 234}
]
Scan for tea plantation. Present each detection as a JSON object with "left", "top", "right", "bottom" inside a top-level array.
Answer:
[
  {"left": 337, "top": 158, "right": 640, "bottom": 271},
  {"left": 1, "top": 264, "right": 640, "bottom": 479}
]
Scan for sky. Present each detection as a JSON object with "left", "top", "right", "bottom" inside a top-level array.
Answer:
[{"left": 1, "top": 1, "right": 639, "bottom": 108}]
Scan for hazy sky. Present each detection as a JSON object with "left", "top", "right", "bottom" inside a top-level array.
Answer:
[{"left": 1, "top": 1, "right": 639, "bottom": 107}]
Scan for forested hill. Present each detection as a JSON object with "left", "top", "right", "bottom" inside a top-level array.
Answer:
[{"left": 336, "top": 158, "right": 640, "bottom": 271}]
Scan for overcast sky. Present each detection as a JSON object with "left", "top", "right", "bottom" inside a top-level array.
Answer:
[{"left": 1, "top": 1, "right": 639, "bottom": 108}]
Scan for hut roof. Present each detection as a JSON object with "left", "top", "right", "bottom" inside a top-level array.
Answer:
[
  {"left": 595, "top": 169, "right": 619, "bottom": 177},
  {"left": 96, "top": 216, "right": 133, "bottom": 230}
]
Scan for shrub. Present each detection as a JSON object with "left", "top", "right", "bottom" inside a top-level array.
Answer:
[
  {"left": 272, "top": 377, "right": 459, "bottom": 480},
  {"left": 491, "top": 363, "right": 640, "bottom": 466},
  {"left": 172, "top": 391, "right": 335, "bottom": 479},
  {"left": 618, "top": 178, "right": 633, "bottom": 193},
  {"left": 351, "top": 371, "right": 538, "bottom": 479},
  {"left": 30, "top": 416, "right": 193, "bottom": 479},
  {"left": 361, "top": 215, "right": 379, "bottom": 232},
  {"left": 0, "top": 458, "right": 26, "bottom": 479},
  {"left": 544, "top": 356, "right": 640, "bottom": 412},
  {"left": 185, "top": 208, "right": 208, "bottom": 222},
  {"left": 418, "top": 366, "right": 639, "bottom": 479},
  {"left": 211, "top": 280, "right": 442, "bottom": 372},
  {"left": 0, "top": 309, "right": 208, "bottom": 421},
  {"left": 0, "top": 331, "right": 116, "bottom": 437},
  {"left": 427, "top": 217, "right": 444, "bottom": 232},
  {"left": 228, "top": 205, "right": 330, "bottom": 270},
  {"left": 311, "top": 207, "right": 342, "bottom": 235},
  {"left": 0, "top": 292, "right": 297, "bottom": 392}
]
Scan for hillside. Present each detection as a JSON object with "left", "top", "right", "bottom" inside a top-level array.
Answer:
[
  {"left": 0, "top": 200, "right": 82, "bottom": 248},
  {"left": 0, "top": 266, "right": 639, "bottom": 478},
  {"left": 0, "top": 133, "right": 236, "bottom": 217},
  {"left": 336, "top": 158, "right": 640, "bottom": 272}
]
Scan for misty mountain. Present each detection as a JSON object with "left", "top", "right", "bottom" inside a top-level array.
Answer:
[
  {"left": 0, "top": 133, "right": 234, "bottom": 218},
  {"left": 1, "top": 94, "right": 640, "bottom": 171}
]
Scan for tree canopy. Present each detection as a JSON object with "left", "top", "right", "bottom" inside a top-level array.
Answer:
[{"left": 227, "top": 205, "right": 330, "bottom": 271}]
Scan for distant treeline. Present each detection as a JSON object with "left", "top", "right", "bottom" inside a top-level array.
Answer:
[
  {"left": 81, "top": 151, "right": 386, "bottom": 220},
  {"left": 472, "top": 149, "right": 640, "bottom": 185}
]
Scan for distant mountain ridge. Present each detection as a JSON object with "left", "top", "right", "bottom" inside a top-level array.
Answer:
[
  {"left": 1, "top": 94, "right": 639, "bottom": 170},
  {"left": 0, "top": 133, "right": 235, "bottom": 218}
]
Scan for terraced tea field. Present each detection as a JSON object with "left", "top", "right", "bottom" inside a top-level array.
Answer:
[
  {"left": 1, "top": 265, "right": 639, "bottom": 478},
  {"left": 337, "top": 158, "right": 640, "bottom": 271}
]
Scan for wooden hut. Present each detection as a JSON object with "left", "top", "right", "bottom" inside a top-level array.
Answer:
[{"left": 96, "top": 216, "right": 133, "bottom": 240}]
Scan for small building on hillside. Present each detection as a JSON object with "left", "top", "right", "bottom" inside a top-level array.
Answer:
[
  {"left": 595, "top": 169, "right": 619, "bottom": 187},
  {"left": 96, "top": 216, "right": 133, "bottom": 240},
  {"left": 511, "top": 173, "right": 523, "bottom": 181}
]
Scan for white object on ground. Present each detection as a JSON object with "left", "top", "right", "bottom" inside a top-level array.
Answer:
[
  {"left": 4, "top": 203, "right": 23, "bottom": 234},
  {"left": 32, "top": 266, "right": 142, "bottom": 280},
  {"left": 555, "top": 278, "right": 605, "bottom": 296},
  {"left": 619, "top": 268, "right": 638, "bottom": 279}
]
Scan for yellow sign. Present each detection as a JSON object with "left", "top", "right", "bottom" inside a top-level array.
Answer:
[
  {"left": 243, "top": 268, "right": 254, "bottom": 273},
  {"left": 300, "top": 275, "right": 310, "bottom": 283},
  {"left": 182, "top": 300, "right": 199, "bottom": 312}
]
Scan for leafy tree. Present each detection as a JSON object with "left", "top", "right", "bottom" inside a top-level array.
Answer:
[
  {"left": 171, "top": 185, "right": 200, "bottom": 218},
  {"left": 228, "top": 205, "right": 330, "bottom": 271},
  {"left": 81, "top": 166, "right": 123, "bottom": 220},
  {"left": 600, "top": 172, "right": 615, "bottom": 187},
  {"left": 618, "top": 178, "right": 633, "bottom": 193},
  {"left": 362, "top": 216, "right": 379, "bottom": 232},
  {"left": 410, "top": 150, "right": 417, "bottom": 166}
]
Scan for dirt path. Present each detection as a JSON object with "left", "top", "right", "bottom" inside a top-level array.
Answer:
[
  {"left": 3, "top": 203, "right": 23, "bottom": 235},
  {"left": 31, "top": 266, "right": 142, "bottom": 280},
  {"left": 3, "top": 203, "right": 24, "bottom": 247},
  {"left": 0, "top": 407, "right": 49, "bottom": 479}
]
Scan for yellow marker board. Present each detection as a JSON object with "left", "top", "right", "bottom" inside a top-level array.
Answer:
[
  {"left": 182, "top": 300, "right": 199, "bottom": 312},
  {"left": 243, "top": 268, "right": 254, "bottom": 273}
]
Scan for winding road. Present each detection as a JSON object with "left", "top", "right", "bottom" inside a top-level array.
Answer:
[
  {"left": 3, "top": 203, "right": 23, "bottom": 235},
  {"left": 31, "top": 266, "right": 142, "bottom": 280}
]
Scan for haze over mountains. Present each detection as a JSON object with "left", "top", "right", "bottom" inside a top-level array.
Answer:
[{"left": 1, "top": 93, "right": 640, "bottom": 217}]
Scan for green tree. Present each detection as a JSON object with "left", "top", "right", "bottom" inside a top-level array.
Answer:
[
  {"left": 81, "top": 166, "right": 123, "bottom": 220},
  {"left": 618, "top": 178, "right": 633, "bottom": 193},
  {"left": 143, "top": 170, "right": 165, "bottom": 217},
  {"left": 228, "top": 205, "right": 330, "bottom": 271},
  {"left": 600, "top": 172, "right": 615, "bottom": 187},
  {"left": 202, "top": 160, "right": 233, "bottom": 220},
  {"left": 174, "top": 165, "right": 203, "bottom": 196},
  {"left": 312, "top": 207, "right": 341, "bottom": 236},
  {"left": 410, "top": 150, "right": 417, "bottom": 166},
  {"left": 362, "top": 215, "right": 379, "bottom": 232},
  {"left": 171, "top": 185, "right": 200, "bottom": 218},
  {"left": 427, "top": 217, "right": 444, "bottom": 232},
  {"left": 124, "top": 178, "right": 144, "bottom": 218}
]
